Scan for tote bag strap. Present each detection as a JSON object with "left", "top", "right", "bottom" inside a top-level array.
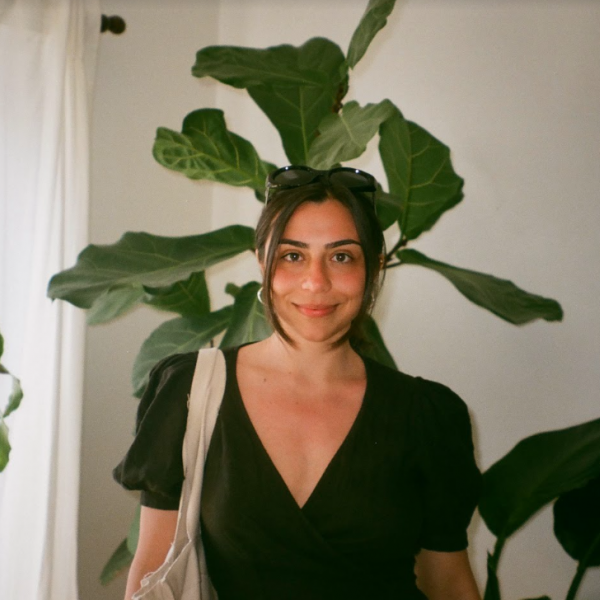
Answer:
[{"left": 173, "top": 347, "right": 226, "bottom": 551}]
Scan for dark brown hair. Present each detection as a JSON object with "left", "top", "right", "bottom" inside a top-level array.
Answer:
[{"left": 255, "top": 182, "right": 385, "bottom": 347}]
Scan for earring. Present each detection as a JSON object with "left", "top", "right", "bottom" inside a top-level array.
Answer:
[{"left": 257, "top": 286, "right": 264, "bottom": 305}]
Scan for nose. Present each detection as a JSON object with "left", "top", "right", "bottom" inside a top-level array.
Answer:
[{"left": 301, "top": 258, "right": 331, "bottom": 293}]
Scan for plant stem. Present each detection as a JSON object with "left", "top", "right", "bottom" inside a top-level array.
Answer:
[
  {"left": 385, "top": 235, "right": 407, "bottom": 263},
  {"left": 489, "top": 536, "right": 505, "bottom": 571},
  {"left": 384, "top": 261, "right": 402, "bottom": 269},
  {"left": 483, "top": 537, "right": 506, "bottom": 600},
  {"left": 565, "top": 530, "right": 600, "bottom": 600}
]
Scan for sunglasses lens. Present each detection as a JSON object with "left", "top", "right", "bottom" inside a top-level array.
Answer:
[
  {"left": 271, "top": 168, "right": 316, "bottom": 188},
  {"left": 329, "top": 169, "right": 374, "bottom": 190}
]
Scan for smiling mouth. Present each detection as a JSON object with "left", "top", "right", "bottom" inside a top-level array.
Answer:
[{"left": 294, "top": 304, "right": 337, "bottom": 317}]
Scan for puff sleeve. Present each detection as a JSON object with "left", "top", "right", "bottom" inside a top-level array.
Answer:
[
  {"left": 415, "top": 378, "right": 482, "bottom": 552},
  {"left": 112, "top": 352, "right": 197, "bottom": 510}
]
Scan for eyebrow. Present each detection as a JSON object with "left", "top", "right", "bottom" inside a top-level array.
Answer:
[{"left": 279, "top": 238, "right": 362, "bottom": 249}]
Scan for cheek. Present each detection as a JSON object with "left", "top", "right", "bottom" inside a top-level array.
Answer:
[
  {"left": 339, "top": 268, "right": 367, "bottom": 296},
  {"left": 270, "top": 267, "right": 294, "bottom": 295}
]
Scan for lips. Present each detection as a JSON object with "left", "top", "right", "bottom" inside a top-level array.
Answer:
[{"left": 294, "top": 303, "right": 337, "bottom": 317}]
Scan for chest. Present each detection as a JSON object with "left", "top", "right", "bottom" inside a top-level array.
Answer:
[
  {"left": 237, "top": 374, "right": 366, "bottom": 508},
  {"left": 201, "top": 376, "right": 424, "bottom": 561}
]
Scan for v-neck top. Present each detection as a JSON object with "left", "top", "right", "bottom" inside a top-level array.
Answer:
[{"left": 114, "top": 345, "right": 481, "bottom": 600}]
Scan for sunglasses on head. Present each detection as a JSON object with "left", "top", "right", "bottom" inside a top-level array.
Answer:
[{"left": 265, "top": 165, "right": 377, "bottom": 204}]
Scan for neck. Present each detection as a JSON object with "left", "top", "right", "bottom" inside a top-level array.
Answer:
[{"left": 261, "top": 334, "right": 363, "bottom": 382}]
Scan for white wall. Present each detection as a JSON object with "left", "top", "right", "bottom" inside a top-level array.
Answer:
[
  {"left": 84, "top": 1, "right": 600, "bottom": 599},
  {"left": 81, "top": 2, "right": 219, "bottom": 600}
]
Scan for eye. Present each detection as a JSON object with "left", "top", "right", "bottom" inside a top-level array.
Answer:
[
  {"left": 332, "top": 252, "right": 353, "bottom": 263},
  {"left": 281, "top": 251, "right": 302, "bottom": 262}
]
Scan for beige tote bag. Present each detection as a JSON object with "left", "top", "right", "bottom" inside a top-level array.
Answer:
[{"left": 133, "top": 348, "right": 225, "bottom": 600}]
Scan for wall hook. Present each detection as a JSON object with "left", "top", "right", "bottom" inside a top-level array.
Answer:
[{"left": 101, "top": 15, "right": 126, "bottom": 35}]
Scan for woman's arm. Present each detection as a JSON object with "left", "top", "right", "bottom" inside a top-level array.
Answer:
[
  {"left": 415, "top": 549, "right": 481, "bottom": 600},
  {"left": 124, "top": 506, "right": 178, "bottom": 600}
]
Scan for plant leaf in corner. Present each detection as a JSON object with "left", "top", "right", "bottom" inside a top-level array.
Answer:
[
  {"left": 0, "top": 418, "right": 10, "bottom": 472},
  {"left": 479, "top": 417, "right": 600, "bottom": 538},
  {"left": 347, "top": 0, "right": 397, "bottom": 69},
  {"left": 553, "top": 474, "right": 600, "bottom": 566},
  {"left": 126, "top": 505, "right": 141, "bottom": 555},
  {"left": 3, "top": 375, "right": 23, "bottom": 419},
  {"left": 100, "top": 538, "right": 132, "bottom": 586},
  {"left": 398, "top": 249, "right": 563, "bottom": 325}
]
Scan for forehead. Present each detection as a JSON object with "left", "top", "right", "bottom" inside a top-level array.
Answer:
[{"left": 282, "top": 199, "right": 360, "bottom": 241}]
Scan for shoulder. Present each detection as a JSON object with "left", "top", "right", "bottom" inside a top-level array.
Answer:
[
  {"left": 136, "top": 351, "right": 199, "bottom": 427},
  {"left": 114, "top": 351, "right": 200, "bottom": 508},
  {"left": 362, "top": 354, "right": 419, "bottom": 394},
  {"left": 363, "top": 356, "right": 472, "bottom": 427},
  {"left": 147, "top": 351, "right": 199, "bottom": 382}
]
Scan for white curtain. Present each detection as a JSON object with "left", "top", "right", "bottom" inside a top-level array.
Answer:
[{"left": 0, "top": 1, "right": 99, "bottom": 598}]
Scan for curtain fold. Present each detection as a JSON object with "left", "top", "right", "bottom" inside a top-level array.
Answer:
[{"left": 0, "top": 1, "right": 99, "bottom": 598}]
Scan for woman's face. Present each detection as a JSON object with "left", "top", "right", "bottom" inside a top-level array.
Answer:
[{"left": 266, "top": 199, "right": 366, "bottom": 345}]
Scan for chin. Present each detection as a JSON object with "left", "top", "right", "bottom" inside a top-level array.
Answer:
[{"left": 280, "top": 323, "right": 352, "bottom": 346}]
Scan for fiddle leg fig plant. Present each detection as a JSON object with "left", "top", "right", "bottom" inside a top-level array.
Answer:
[{"left": 46, "top": 0, "right": 598, "bottom": 595}]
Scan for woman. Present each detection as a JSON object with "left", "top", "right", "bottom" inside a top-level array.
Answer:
[{"left": 115, "top": 166, "right": 482, "bottom": 600}]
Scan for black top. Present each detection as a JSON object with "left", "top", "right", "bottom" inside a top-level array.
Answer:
[{"left": 114, "top": 345, "right": 481, "bottom": 600}]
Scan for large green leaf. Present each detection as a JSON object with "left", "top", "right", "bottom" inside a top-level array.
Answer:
[
  {"left": 143, "top": 271, "right": 210, "bottom": 317},
  {"left": 0, "top": 332, "right": 3, "bottom": 359},
  {"left": 479, "top": 417, "right": 600, "bottom": 538},
  {"left": 374, "top": 190, "right": 403, "bottom": 232},
  {"left": 398, "top": 249, "right": 563, "bottom": 325},
  {"left": 131, "top": 306, "right": 233, "bottom": 398},
  {"left": 47, "top": 226, "right": 255, "bottom": 309},
  {"left": 100, "top": 538, "right": 132, "bottom": 586},
  {"left": 101, "top": 506, "right": 140, "bottom": 585},
  {"left": 153, "top": 109, "right": 275, "bottom": 193},
  {"left": 307, "top": 100, "right": 396, "bottom": 169},
  {"left": 87, "top": 273, "right": 211, "bottom": 326},
  {"left": 553, "top": 474, "right": 600, "bottom": 566},
  {"left": 220, "top": 281, "right": 272, "bottom": 348},
  {"left": 249, "top": 39, "right": 348, "bottom": 164},
  {"left": 86, "top": 286, "right": 145, "bottom": 325},
  {"left": 0, "top": 417, "right": 9, "bottom": 472},
  {"left": 126, "top": 504, "right": 141, "bottom": 555},
  {"left": 359, "top": 315, "right": 397, "bottom": 370},
  {"left": 347, "top": 0, "right": 397, "bottom": 69},
  {"left": 192, "top": 43, "right": 332, "bottom": 88},
  {"left": 380, "top": 106, "right": 463, "bottom": 240},
  {"left": 193, "top": 39, "right": 348, "bottom": 164}
]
